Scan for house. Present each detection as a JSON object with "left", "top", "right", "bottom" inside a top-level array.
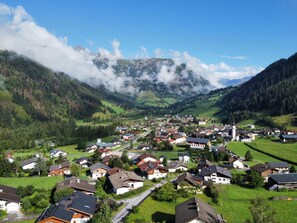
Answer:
[
  {"left": 268, "top": 173, "right": 297, "bottom": 190},
  {"left": 21, "top": 157, "right": 38, "bottom": 170},
  {"left": 36, "top": 192, "right": 96, "bottom": 223},
  {"left": 231, "top": 159, "right": 246, "bottom": 169},
  {"left": 116, "top": 126, "right": 128, "bottom": 133},
  {"left": 48, "top": 161, "right": 71, "bottom": 176},
  {"left": 251, "top": 162, "right": 290, "bottom": 182},
  {"left": 56, "top": 177, "right": 96, "bottom": 195},
  {"left": 198, "top": 119, "right": 207, "bottom": 126},
  {"left": 108, "top": 170, "right": 145, "bottom": 195},
  {"left": 90, "top": 162, "right": 111, "bottom": 179},
  {"left": 167, "top": 161, "right": 188, "bottom": 173},
  {"left": 175, "top": 197, "right": 224, "bottom": 223},
  {"left": 102, "top": 155, "right": 120, "bottom": 166},
  {"left": 139, "top": 161, "right": 169, "bottom": 180},
  {"left": 76, "top": 157, "right": 90, "bottom": 168},
  {"left": 49, "top": 149, "right": 67, "bottom": 158},
  {"left": 107, "top": 167, "right": 125, "bottom": 176},
  {"left": 97, "top": 148, "right": 112, "bottom": 158},
  {"left": 85, "top": 142, "right": 98, "bottom": 153},
  {"left": 137, "top": 153, "right": 158, "bottom": 166},
  {"left": 280, "top": 134, "right": 297, "bottom": 143},
  {"left": 5, "top": 152, "right": 14, "bottom": 163},
  {"left": 197, "top": 159, "right": 213, "bottom": 171},
  {"left": 123, "top": 133, "right": 134, "bottom": 140},
  {"left": 186, "top": 137, "right": 211, "bottom": 149},
  {"left": 178, "top": 153, "right": 190, "bottom": 163},
  {"left": 0, "top": 184, "right": 21, "bottom": 213},
  {"left": 200, "top": 165, "right": 232, "bottom": 184},
  {"left": 173, "top": 173, "right": 204, "bottom": 192}
]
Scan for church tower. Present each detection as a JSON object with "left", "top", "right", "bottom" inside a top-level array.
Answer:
[{"left": 232, "top": 123, "right": 236, "bottom": 141}]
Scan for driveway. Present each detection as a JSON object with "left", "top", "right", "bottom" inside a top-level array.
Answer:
[{"left": 112, "top": 181, "right": 164, "bottom": 223}]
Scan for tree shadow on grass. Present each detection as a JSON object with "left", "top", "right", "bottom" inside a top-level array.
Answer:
[{"left": 151, "top": 211, "right": 175, "bottom": 223}]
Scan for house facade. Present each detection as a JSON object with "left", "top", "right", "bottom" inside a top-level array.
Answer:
[
  {"left": 200, "top": 165, "right": 232, "bottom": 184},
  {"left": 48, "top": 161, "right": 71, "bottom": 176},
  {"left": 90, "top": 163, "right": 111, "bottom": 179},
  {"left": 56, "top": 177, "right": 96, "bottom": 195},
  {"left": 139, "top": 161, "right": 168, "bottom": 180},
  {"left": 268, "top": 173, "right": 297, "bottom": 190},
  {"left": 186, "top": 137, "right": 211, "bottom": 149},
  {"left": 0, "top": 184, "right": 21, "bottom": 213}
]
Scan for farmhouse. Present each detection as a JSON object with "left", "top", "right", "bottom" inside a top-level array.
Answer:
[
  {"left": 139, "top": 161, "right": 169, "bottom": 180},
  {"left": 56, "top": 177, "right": 96, "bottom": 195},
  {"left": 49, "top": 149, "right": 67, "bottom": 158},
  {"left": 137, "top": 153, "right": 158, "bottom": 166},
  {"left": 231, "top": 159, "right": 246, "bottom": 169},
  {"left": 48, "top": 161, "right": 71, "bottom": 176},
  {"left": 0, "top": 184, "right": 21, "bottom": 213},
  {"left": 251, "top": 162, "right": 290, "bottom": 182},
  {"left": 268, "top": 173, "right": 297, "bottom": 190},
  {"left": 37, "top": 192, "right": 96, "bottom": 223},
  {"left": 280, "top": 134, "right": 297, "bottom": 143},
  {"left": 173, "top": 173, "right": 204, "bottom": 192},
  {"left": 186, "top": 137, "right": 211, "bottom": 149},
  {"left": 76, "top": 157, "right": 90, "bottom": 168},
  {"left": 200, "top": 165, "right": 232, "bottom": 184},
  {"left": 167, "top": 161, "right": 188, "bottom": 173},
  {"left": 175, "top": 197, "right": 224, "bottom": 223},
  {"left": 108, "top": 170, "right": 144, "bottom": 195},
  {"left": 90, "top": 162, "right": 111, "bottom": 179},
  {"left": 178, "top": 153, "right": 190, "bottom": 163},
  {"left": 21, "top": 157, "right": 38, "bottom": 170}
]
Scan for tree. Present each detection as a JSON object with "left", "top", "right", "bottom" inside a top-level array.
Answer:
[
  {"left": 34, "top": 158, "right": 48, "bottom": 176},
  {"left": 70, "top": 163, "right": 81, "bottom": 177},
  {"left": 246, "top": 198, "right": 277, "bottom": 223},
  {"left": 54, "top": 188, "right": 74, "bottom": 203},
  {"left": 245, "top": 150, "right": 253, "bottom": 161},
  {"left": 56, "top": 153, "right": 64, "bottom": 164},
  {"left": 162, "top": 157, "right": 168, "bottom": 166},
  {"left": 121, "top": 150, "right": 129, "bottom": 164},
  {"left": 204, "top": 185, "right": 219, "bottom": 204},
  {"left": 109, "top": 158, "right": 123, "bottom": 168},
  {"left": 91, "top": 203, "right": 112, "bottom": 223},
  {"left": 129, "top": 140, "right": 133, "bottom": 150},
  {"left": 153, "top": 183, "right": 178, "bottom": 202},
  {"left": 289, "top": 165, "right": 296, "bottom": 173},
  {"left": 247, "top": 170, "right": 264, "bottom": 188}
]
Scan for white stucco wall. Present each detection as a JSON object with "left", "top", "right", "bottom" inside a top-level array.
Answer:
[{"left": 22, "top": 162, "right": 36, "bottom": 170}]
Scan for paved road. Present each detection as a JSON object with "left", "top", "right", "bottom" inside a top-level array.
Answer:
[{"left": 112, "top": 181, "right": 164, "bottom": 223}]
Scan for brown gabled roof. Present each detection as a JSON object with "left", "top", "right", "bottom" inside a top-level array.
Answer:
[
  {"left": 175, "top": 197, "right": 222, "bottom": 223},
  {"left": 56, "top": 177, "right": 96, "bottom": 193},
  {"left": 139, "top": 161, "right": 168, "bottom": 174},
  {"left": 108, "top": 171, "right": 144, "bottom": 190},
  {"left": 251, "top": 163, "right": 269, "bottom": 173},
  {"left": 102, "top": 155, "right": 120, "bottom": 164},
  {"left": 107, "top": 167, "right": 125, "bottom": 176},
  {"left": 173, "top": 173, "right": 203, "bottom": 187},
  {"left": 0, "top": 184, "right": 20, "bottom": 203},
  {"left": 138, "top": 153, "right": 157, "bottom": 161}
]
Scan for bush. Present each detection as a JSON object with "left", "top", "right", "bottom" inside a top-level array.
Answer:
[{"left": 131, "top": 205, "right": 140, "bottom": 213}]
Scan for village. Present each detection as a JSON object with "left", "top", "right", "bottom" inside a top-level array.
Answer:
[{"left": 0, "top": 115, "right": 297, "bottom": 223}]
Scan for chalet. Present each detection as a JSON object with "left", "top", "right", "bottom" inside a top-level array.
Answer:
[
  {"left": 139, "top": 161, "right": 169, "bottom": 180},
  {"left": 197, "top": 159, "right": 213, "bottom": 171},
  {"left": 85, "top": 143, "right": 98, "bottom": 153},
  {"left": 251, "top": 162, "right": 290, "bottom": 182},
  {"left": 200, "top": 165, "right": 232, "bottom": 184},
  {"left": 97, "top": 148, "right": 112, "bottom": 158},
  {"left": 116, "top": 126, "right": 128, "bottom": 133},
  {"left": 36, "top": 192, "right": 96, "bottom": 223},
  {"left": 198, "top": 119, "right": 207, "bottom": 126},
  {"left": 173, "top": 173, "right": 204, "bottom": 193},
  {"left": 231, "top": 159, "right": 246, "bottom": 169},
  {"left": 5, "top": 152, "right": 14, "bottom": 163},
  {"left": 76, "top": 157, "right": 90, "bottom": 168},
  {"left": 0, "top": 184, "right": 21, "bottom": 213},
  {"left": 280, "top": 134, "right": 297, "bottom": 143},
  {"left": 21, "top": 157, "right": 38, "bottom": 170},
  {"left": 107, "top": 167, "right": 125, "bottom": 176},
  {"left": 268, "top": 173, "right": 297, "bottom": 190},
  {"left": 178, "top": 153, "right": 190, "bottom": 163},
  {"left": 90, "top": 162, "right": 111, "bottom": 179},
  {"left": 56, "top": 177, "right": 96, "bottom": 195},
  {"left": 48, "top": 161, "right": 71, "bottom": 176},
  {"left": 108, "top": 170, "right": 144, "bottom": 195},
  {"left": 137, "top": 144, "right": 151, "bottom": 150},
  {"left": 175, "top": 197, "right": 224, "bottom": 223},
  {"left": 49, "top": 149, "right": 67, "bottom": 158},
  {"left": 123, "top": 133, "right": 134, "bottom": 140},
  {"left": 168, "top": 161, "right": 188, "bottom": 173},
  {"left": 137, "top": 153, "right": 158, "bottom": 166},
  {"left": 186, "top": 137, "right": 211, "bottom": 149}
]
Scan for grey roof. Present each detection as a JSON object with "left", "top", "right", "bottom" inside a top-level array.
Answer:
[
  {"left": 200, "top": 165, "right": 232, "bottom": 178},
  {"left": 108, "top": 171, "right": 144, "bottom": 190},
  {"left": 167, "top": 161, "right": 187, "bottom": 169},
  {"left": 280, "top": 134, "right": 297, "bottom": 139},
  {"left": 269, "top": 173, "right": 297, "bottom": 184},
  {"left": 187, "top": 137, "right": 210, "bottom": 144},
  {"left": 68, "top": 192, "right": 97, "bottom": 215},
  {"left": 175, "top": 197, "right": 222, "bottom": 223},
  {"left": 56, "top": 177, "right": 96, "bottom": 193},
  {"left": 37, "top": 204, "right": 73, "bottom": 223},
  {"left": 173, "top": 173, "right": 203, "bottom": 187},
  {"left": 0, "top": 184, "right": 20, "bottom": 203},
  {"left": 90, "top": 162, "right": 111, "bottom": 172},
  {"left": 21, "top": 157, "right": 38, "bottom": 167},
  {"left": 268, "top": 162, "right": 290, "bottom": 169}
]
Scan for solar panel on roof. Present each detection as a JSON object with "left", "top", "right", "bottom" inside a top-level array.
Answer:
[{"left": 148, "top": 163, "right": 155, "bottom": 168}]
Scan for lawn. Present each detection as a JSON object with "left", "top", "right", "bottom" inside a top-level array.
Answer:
[
  {"left": 57, "top": 144, "right": 92, "bottom": 161},
  {"left": 126, "top": 185, "right": 297, "bottom": 223},
  {"left": 0, "top": 176, "right": 63, "bottom": 189},
  {"left": 226, "top": 141, "right": 280, "bottom": 166},
  {"left": 247, "top": 138, "right": 297, "bottom": 164},
  {"left": 7, "top": 220, "right": 35, "bottom": 223}
]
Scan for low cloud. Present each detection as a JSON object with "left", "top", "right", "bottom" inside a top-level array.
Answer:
[{"left": 220, "top": 55, "right": 248, "bottom": 60}]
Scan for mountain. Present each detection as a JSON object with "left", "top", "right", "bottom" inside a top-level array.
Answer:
[
  {"left": 94, "top": 58, "right": 213, "bottom": 107},
  {"left": 0, "top": 50, "right": 104, "bottom": 127},
  {"left": 219, "top": 52, "right": 297, "bottom": 124},
  {"left": 219, "top": 76, "right": 252, "bottom": 87}
]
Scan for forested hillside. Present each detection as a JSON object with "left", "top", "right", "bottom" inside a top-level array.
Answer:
[{"left": 220, "top": 52, "right": 297, "bottom": 122}]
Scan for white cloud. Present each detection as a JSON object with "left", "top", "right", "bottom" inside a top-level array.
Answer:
[
  {"left": 154, "top": 48, "right": 163, "bottom": 58},
  {"left": 135, "top": 46, "right": 149, "bottom": 59},
  {"left": 86, "top": 39, "right": 96, "bottom": 46},
  {"left": 220, "top": 55, "right": 248, "bottom": 60}
]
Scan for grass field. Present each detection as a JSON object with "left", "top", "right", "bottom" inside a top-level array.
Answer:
[
  {"left": 7, "top": 220, "right": 35, "bottom": 223},
  {"left": 57, "top": 144, "right": 92, "bottom": 161},
  {"left": 0, "top": 176, "right": 63, "bottom": 189},
  {"left": 272, "top": 114, "right": 297, "bottom": 131},
  {"left": 226, "top": 141, "right": 280, "bottom": 166},
  {"left": 126, "top": 185, "right": 297, "bottom": 223},
  {"left": 102, "top": 100, "right": 125, "bottom": 114},
  {"left": 247, "top": 138, "right": 297, "bottom": 164}
]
